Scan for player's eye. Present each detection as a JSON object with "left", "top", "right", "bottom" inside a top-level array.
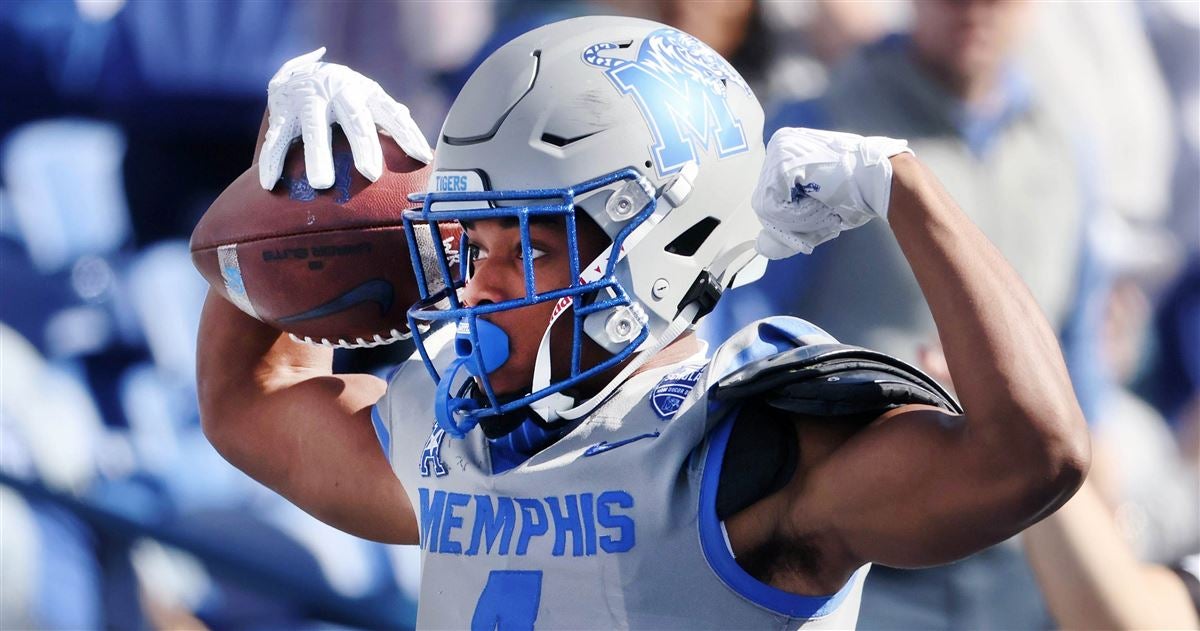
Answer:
[
  {"left": 467, "top": 244, "right": 488, "bottom": 263},
  {"left": 520, "top": 247, "right": 547, "bottom": 262}
]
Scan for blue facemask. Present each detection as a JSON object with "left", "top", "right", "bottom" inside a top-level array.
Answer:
[{"left": 402, "top": 168, "right": 658, "bottom": 438}]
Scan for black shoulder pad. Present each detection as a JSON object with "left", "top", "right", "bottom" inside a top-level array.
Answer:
[{"left": 711, "top": 343, "right": 963, "bottom": 418}]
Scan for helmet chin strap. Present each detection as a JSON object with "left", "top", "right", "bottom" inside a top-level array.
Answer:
[
  {"left": 527, "top": 185, "right": 667, "bottom": 422},
  {"left": 536, "top": 166, "right": 705, "bottom": 421},
  {"left": 527, "top": 246, "right": 612, "bottom": 422}
]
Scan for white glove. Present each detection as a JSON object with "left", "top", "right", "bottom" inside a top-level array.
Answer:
[
  {"left": 753, "top": 127, "right": 912, "bottom": 259},
  {"left": 258, "top": 47, "right": 434, "bottom": 191}
]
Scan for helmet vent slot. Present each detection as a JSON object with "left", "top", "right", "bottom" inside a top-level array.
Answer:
[
  {"left": 665, "top": 217, "right": 720, "bottom": 256},
  {"left": 540, "top": 130, "right": 601, "bottom": 147}
]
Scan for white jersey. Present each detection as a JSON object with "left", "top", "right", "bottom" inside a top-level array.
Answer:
[{"left": 373, "top": 319, "right": 868, "bottom": 629}]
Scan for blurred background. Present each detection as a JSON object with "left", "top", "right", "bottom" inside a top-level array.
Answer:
[{"left": 0, "top": 1, "right": 1196, "bottom": 629}]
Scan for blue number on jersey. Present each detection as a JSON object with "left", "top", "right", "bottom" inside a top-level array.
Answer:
[{"left": 471, "top": 570, "right": 543, "bottom": 630}]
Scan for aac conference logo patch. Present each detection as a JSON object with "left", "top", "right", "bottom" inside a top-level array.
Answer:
[
  {"left": 420, "top": 423, "right": 448, "bottom": 477},
  {"left": 651, "top": 364, "right": 705, "bottom": 420}
]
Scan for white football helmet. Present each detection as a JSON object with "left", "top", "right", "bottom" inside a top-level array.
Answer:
[{"left": 403, "top": 15, "right": 766, "bottom": 437}]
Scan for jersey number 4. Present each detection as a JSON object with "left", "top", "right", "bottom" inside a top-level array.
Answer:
[{"left": 471, "top": 570, "right": 543, "bottom": 630}]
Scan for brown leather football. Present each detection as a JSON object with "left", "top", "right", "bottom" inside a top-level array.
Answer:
[{"left": 191, "top": 130, "right": 460, "bottom": 348}]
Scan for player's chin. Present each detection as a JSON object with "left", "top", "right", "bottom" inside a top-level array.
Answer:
[
  {"left": 476, "top": 310, "right": 549, "bottom": 397},
  {"left": 474, "top": 366, "right": 534, "bottom": 402}
]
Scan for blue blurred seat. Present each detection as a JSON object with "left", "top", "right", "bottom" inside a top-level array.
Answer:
[
  {"left": 2, "top": 118, "right": 131, "bottom": 273},
  {"left": 0, "top": 119, "right": 145, "bottom": 363},
  {"left": 0, "top": 323, "right": 132, "bottom": 629},
  {"left": 122, "top": 239, "right": 205, "bottom": 382}
]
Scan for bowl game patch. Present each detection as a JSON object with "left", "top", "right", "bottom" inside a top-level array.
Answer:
[{"left": 651, "top": 364, "right": 706, "bottom": 420}]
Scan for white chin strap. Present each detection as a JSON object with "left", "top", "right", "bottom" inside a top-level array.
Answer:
[
  {"left": 526, "top": 244, "right": 618, "bottom": 422},
  {"left": 528, "top": 167, "right": 702, "bottom": 423},
  {"left": 527, "top": 227, "right": 659, "bottom": 422}
]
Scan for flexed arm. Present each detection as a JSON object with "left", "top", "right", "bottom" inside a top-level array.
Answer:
[
  {"left": 752, "top": 128, "right": 1089, "bottom": 576},
  {"left": 852, "top": 152, "right": 1088, "bottom": 560}
]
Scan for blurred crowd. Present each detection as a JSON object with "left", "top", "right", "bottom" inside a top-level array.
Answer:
[{"left": 1, "top": 1, "right": 1196, "bottom": 629}]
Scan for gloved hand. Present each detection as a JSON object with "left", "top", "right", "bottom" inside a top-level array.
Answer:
[
  {"left": 753, "top": 127, "right": 912, "bottom": 259},
  {"left": 258, "top": 47, "right": 434, "bottom": 191}
]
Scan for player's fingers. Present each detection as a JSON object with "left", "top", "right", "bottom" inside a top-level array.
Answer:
[
  {"left": 332, "top": 93, "right": 383, "bottom": 182},
  {"left": 370, "top": 94, "right": 433, "bottom": 164},
  {"left": 301, "top": 100, "right": 336, "bottom": 189},
  {"left": 259, "top": 116, "right": 299, "bottom": 190}
]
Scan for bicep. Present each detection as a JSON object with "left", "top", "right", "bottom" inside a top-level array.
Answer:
[{"left": 797, "top": 405, "right": 1043, "bottom": 569}]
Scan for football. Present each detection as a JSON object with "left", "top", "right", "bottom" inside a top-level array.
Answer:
[{"left": 190, "top": 129, "right": 459, "bottom": 348}]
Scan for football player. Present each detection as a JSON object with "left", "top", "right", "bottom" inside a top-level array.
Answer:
[{"left": 198, "top": 16, "right": 1089, "bottom": 629}]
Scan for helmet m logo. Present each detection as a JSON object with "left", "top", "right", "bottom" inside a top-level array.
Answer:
[{"left": 584, "top": 28, "right": 752, "bottom": 178}]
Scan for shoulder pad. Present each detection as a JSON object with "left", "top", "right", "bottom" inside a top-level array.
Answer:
[{"left": 711, "top": 343, "right": 963, "bottom": 418}]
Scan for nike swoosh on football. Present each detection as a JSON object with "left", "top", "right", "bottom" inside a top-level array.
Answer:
[
  {"left": 278, "top": 279, "right": 394, "bottom": 323},
  {"left": 583, "top": 431, "right": 661, "bottom": 457}
]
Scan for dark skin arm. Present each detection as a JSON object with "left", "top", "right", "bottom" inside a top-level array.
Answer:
[
  {"left": 728, "top": 155, "right": 1090, "bottom": 592},
  {"left": 197, "top": 114, "right": 418, "bottom": 544}
]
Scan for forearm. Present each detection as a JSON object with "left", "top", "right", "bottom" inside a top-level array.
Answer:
[
  {"left": 1024, "top": 480, "right": 1200, "bottom": 630},
  {"left": 886, "top": 155, "right": 1088, "bottom": 504}
]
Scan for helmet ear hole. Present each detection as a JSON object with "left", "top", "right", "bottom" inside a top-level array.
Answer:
[{"left": 664, "top": 217, "right": 720, "bottom": 256}]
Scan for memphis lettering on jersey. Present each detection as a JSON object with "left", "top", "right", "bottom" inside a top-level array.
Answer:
[{"left": 419, "top": 488, "right": 635, "bottom": 558}]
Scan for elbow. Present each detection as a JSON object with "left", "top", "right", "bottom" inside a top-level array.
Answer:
[
  {"left": 1042, "top": 429, "right": 1091, "bottom": 506},
  {"left": 1045, "top": 402, "right": 1092, "bottom": 493},
  {"left": 199, "top": 399, "right": 259, "bottom": 474},
  {"left": 197, "top": 375, "right": 238, "bottom": 459},
  {"left": 197, "top": 376, "right": 219, "bottom": 439},
  {"left": 199, "top": 400, "right": 231, "bottom": 458},
  {"left": 1018, "top": 407, "right": 1092, "bottom": 519}
]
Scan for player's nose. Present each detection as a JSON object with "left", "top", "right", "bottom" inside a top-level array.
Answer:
[{"left": 460, "top": 259, "right": 516, "bottom": 308}]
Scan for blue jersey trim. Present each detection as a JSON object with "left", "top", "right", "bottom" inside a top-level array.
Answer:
[
  {"left": 698, "top": 409, "right": 864, "bottom": 619},
  {"left": 370, "top": 404, "right": 392, "bottom": 464}
]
